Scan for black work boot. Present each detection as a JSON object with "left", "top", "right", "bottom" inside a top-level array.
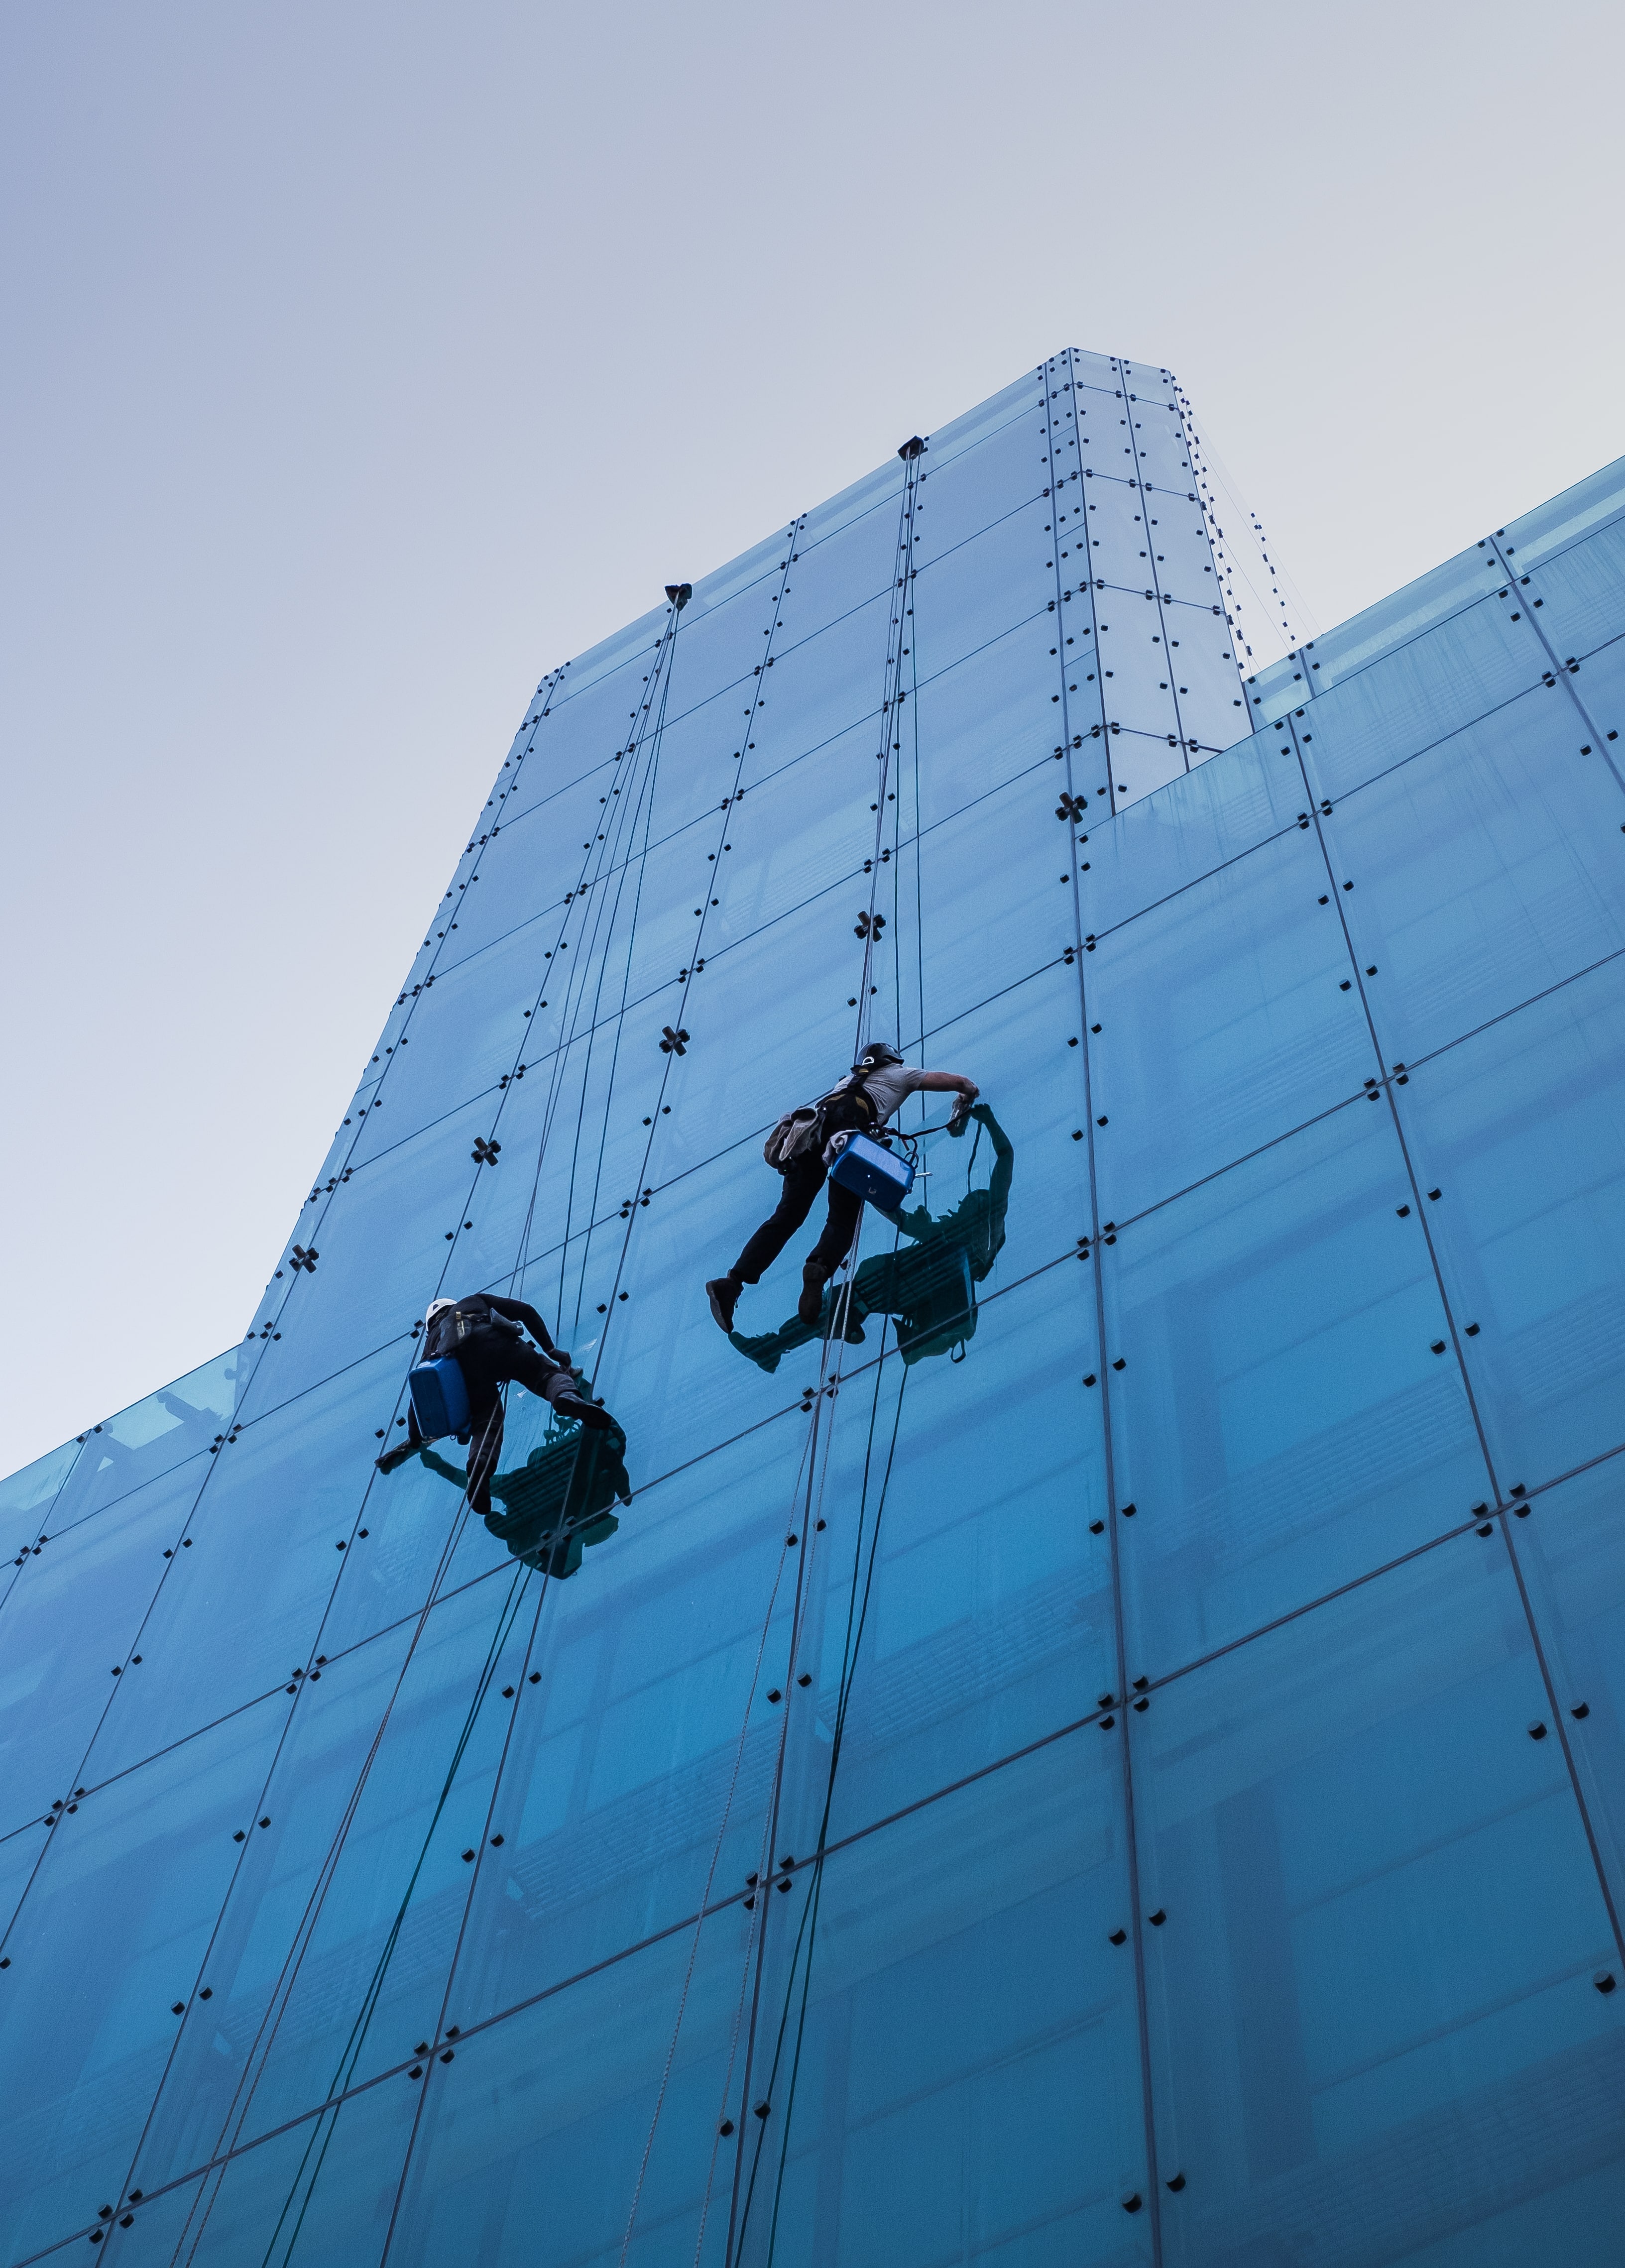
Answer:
[
  {"left": 798, "top": 1261, "right": 830, "bottom": 1328},
  {"left": 706, "top": 1274, "right": 742, "bottom": 1332},
  {"left": 553, "top": 1388, "right": 614, "bottom": 1431}
]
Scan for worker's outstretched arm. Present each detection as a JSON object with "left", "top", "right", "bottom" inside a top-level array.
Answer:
[
  {"left": 483, "top": 1292, "right": 560, "bottom": 1357},
  {"left": 913, "top": 1070, "right": 979, "bottom": 1100}
]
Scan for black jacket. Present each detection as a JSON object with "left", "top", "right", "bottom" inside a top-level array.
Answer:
[{"left": 425, "top": 1291, "right": 559, "bottom": 1363}]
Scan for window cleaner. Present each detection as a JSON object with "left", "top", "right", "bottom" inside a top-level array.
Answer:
[
  {"left": 705, "top": 1043, "right": 980, "bottom": 1335},
  {"left": 729, "top": 1102, "right": 1013, "bottom": 1372},
  {"left": 376, "top": 1291, "right": 613, "bottom": 1518}
]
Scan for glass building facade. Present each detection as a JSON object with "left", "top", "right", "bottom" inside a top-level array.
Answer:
[{"left": 5, "top": 348, "right": 1625, "bottom": 2267}]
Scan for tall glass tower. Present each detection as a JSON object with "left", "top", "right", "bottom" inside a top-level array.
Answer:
[{"left": 5, "top": 351, "right": 1625, "bottom": 2268}]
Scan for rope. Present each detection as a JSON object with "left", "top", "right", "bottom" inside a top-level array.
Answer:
[
  {"left": 586, "top": 534, "right": 801, "bottom": 1363},
  {"left": 616, "top": 1420, "right": 819, "bottom": 2265},
  {"left": 613, "top": 541, "right": 812, "bottom": 2257},
  {"left": 164, "top": 1486, "right": 485, "bottom": 2266},
  {"left": 253, "top": 1562, "right": 536, "bottom": 2268},
  {"left": 742, "top": 1342, "right": 911, "bottom": 2262},
  {"left": 160, "top": 620, "right": 695, "bottom": 2263},
  {"left": 715, "top": 456, "right": 923, "bottom": 2268}
]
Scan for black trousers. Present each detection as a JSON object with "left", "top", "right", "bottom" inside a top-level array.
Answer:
[
  {"left": 408, "top": 1333, "right": 571, "bottom": 1516},
  {"left": 733, "top": 1151, "right": 863, "bottom": 1286}
]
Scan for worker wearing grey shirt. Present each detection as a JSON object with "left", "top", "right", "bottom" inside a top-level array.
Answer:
[{"left": 706, "top": 1040, "right": 979, "bottom": 1334}]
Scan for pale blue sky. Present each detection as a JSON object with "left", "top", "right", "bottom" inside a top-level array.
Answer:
[{"left": 4, "top": 0, "right": 1623, "bottom": 1471}]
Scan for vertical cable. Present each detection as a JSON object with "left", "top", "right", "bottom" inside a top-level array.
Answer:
[{"left": 1051, "top": 355, "right": 1166, "bottom": 2260}]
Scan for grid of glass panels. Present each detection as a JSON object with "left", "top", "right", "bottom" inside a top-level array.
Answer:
[{"left": 4, "top": 359, "right": 1625, "bottom": 2268}]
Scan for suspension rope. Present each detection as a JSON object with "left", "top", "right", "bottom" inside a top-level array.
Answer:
[
  {"left": 251, "top": 1560, "right": 536, "bottom": 2268},
  {"left": 164, "top": 1484, "right": 485, "bottom": 2266},
  {"left": 155, "top": 633, "right": 695, "bottom": 2263},
  {"left": 743, "top": 1342, "right": 912, "bottom": 2262},
  {"left": 713, "top": 455, "right": 923, "bottom": 2268},
  {"left": 616, "top": 1417, "right": 819, "bottom": 2265}
]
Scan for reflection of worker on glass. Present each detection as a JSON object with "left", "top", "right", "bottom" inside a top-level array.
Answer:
[
  {"left": 414, "top": 1419, "right": 632, "bottom": 1581},
  {"left": 728, "top": 1103, "right": 1012, "bottom": 1370},
  {"left": 375, "top": 1290, "right": 613, "bottom": 1519},
  {"left": 706, "top": 1042, "right": 980, "bottom": 1335}
]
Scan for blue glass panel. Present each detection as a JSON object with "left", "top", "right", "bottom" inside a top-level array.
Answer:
[
  {"left": 126, "top": 1618, "right": 421, "bottom": 2194},
  {"left": 386, "top": 1902, "right": 751, "bottom": 2268},
  {"left": 1321, "top": 682, "right": 1625, "bottom": 1064},
  {"left": 907, "top": 739, "right": 1083, "bottom": 1024},
  {"left": 240, "top": 1108, "right": 494, "bottom": 1412},
  {"left": 1295, "top": 591, "right": 1545, "bottom": 803},
  {"left": 0, "top": 1811, "right": 44, "bottom": 1939},
  {"left": 807, "top": 1259, "right": 1107, "bottom": 1851},
  {"left": 775, "top": 474, "right": 898, "bottom": 645},
  {"left": 0, "top": 1701, "right": 284, "bottom": 2262},
  {"left": 1503, "top": 1461, "right": 1625, "bottom": 1916},
  {"left": 1520, "top": 516, "right": 1625, "bottom": 660},
  {"left": 1088, "top": 826, "right": 1374, "bottom": 1222},
  {"left": 736, "top": 1730, "right": 1146, "bottom": 2268},
  {"left": 0, "top": 1454, "right": 207, "bottom": 1836},
  {"left": 1394, "top": 957, "right": 1625, "bottom": 1489},
  {"left": 203, "top": 1576, "right": 540, "bottom": 2141},
  {"left": 1134, "top": 1531, "right": 1622, "bottom": 2268},
  {"left": 340, "top": 924, "right": 551, "bottom": 1158},
  {"left": 32, "top": 2172, "right": 207, "bottom": 2265},
  {"left": 911, "top": 409, "right": 1039, "bottom": 567},
  {"left": 1501, "top": 455, "right": 1625, "bottom": 573},
  {"left": 1568, "top": 626, "right": 1625, "bottom": 743},
  {"left": 0, "top": 1438, "right": 80, "bottom": 1565},
  {"left": 1105, "top": 1102, "right": 1491, "bottom": 1679},
  {"left": 80, "top": 1345, "right": 411, "bottom": 1783},
  {"left": 176, "top": 2058, "right": 418, "bottom": 2268},
  {"left": 497, "top": 636, "right": 663, "bottom": 833},
  {"left": 438, "top": 1415, "right": 806, "bottom": 2034},
  {"left": 928, "top": 360, "right": 1048, "bottom": 459},
  {"left": 1078, "top": 725, "right": 1304, "bottom": 934},
  {"left": 396, "top": 1729, "right": 1147, "bottom": 2268},
  {"left": 32, "top": 1352, "right": 241, "bottom": 1542},
  {"left": 1249, "top": 542, "right": 1504, "bottom": 715},
  {"left": 417, "top": 764, "right": 613, "bottom": 969},
  {"left": 1163, "top": 598, "right": 1251, "bottom": 750},
  {"left": 734, "top": 587, "right": 892, "bottom": 795}
]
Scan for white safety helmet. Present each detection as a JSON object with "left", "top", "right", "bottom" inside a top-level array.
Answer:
[{"left": 425, "top": 1298, "right": 456, "bottom": 1326}]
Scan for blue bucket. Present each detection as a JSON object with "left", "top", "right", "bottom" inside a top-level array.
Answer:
[
  {"left": 829, "top": 1131, "right": 916, "bottom": 1215},
  {"left": 408, "top": 1356, "right": 471, "bottom": 1443}
]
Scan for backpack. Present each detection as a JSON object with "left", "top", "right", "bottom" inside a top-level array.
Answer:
[
  {"left": 763, "top": 1104, "right": 825, "bottom": 1171},
  {"left": 763, "top": 1075, "right": 877, "bottom": 1174},
  {"left": 426, "top": 1298, "right": 524, "bottom": 1360}
]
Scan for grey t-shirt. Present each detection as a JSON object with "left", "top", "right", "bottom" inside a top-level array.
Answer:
[{"left": 850, "top": 1064, "right": 931, "bottom": 1125}]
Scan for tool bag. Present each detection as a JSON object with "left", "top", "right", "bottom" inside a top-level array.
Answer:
[
  {"left": 763, "top": 1076, "right": 878, "bottom": 1173},
  {"left": 407, "top": 1356, "right": 472, "bottom": 1444},
  {"left": 827, "top": 1129, "right": 916, "bottom": 1214}
]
